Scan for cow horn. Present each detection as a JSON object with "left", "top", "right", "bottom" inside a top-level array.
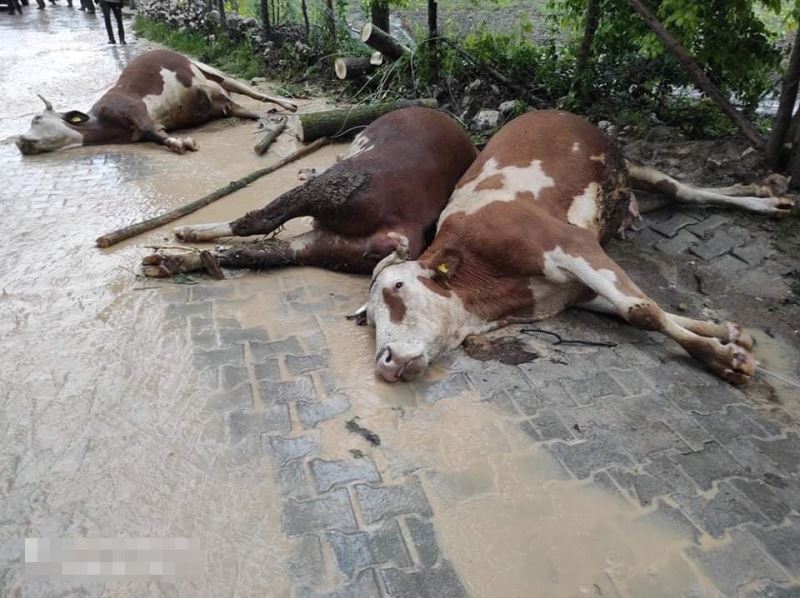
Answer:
[
  {"left": 37, "top": 94, "right": 54, "bottom": 111},
  {"left": 369, "top": 232, "right": 410, "bottom": 287}
]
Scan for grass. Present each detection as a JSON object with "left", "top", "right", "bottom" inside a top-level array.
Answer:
[{"left": 133, "top": 17, "right": 265, "bottom": 80}]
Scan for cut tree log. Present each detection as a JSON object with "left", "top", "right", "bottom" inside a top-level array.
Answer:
[
  {"left": 297, "top": 98, "right": 437, "bottom": 142},
  {"left": 361, "top": 23, "right": 410, "bottom": 60},
  {"left": 253, "top": 116, "right": 287, "bottom": 155},
  {"left": 95, "top": 137, "right": 329, "bottom": 248},
  {"left": 627, "top": 0, "right": 765, "bottom": 150},
  {"left": 334, "top": 53, "right": 384, "bottom": 80}
]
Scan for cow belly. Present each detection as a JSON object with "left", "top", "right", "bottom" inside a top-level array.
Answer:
[{"left": 142, "top": 68, "right": 222, "bottom": 130}]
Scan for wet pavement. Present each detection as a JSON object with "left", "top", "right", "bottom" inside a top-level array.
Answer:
[{"left": 2, "top": 6, "right": 800, "bottom": 598}]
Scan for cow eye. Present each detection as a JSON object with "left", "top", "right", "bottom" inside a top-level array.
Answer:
[{"left": 394, "top": 282, "right": 403, "bottom": 290}]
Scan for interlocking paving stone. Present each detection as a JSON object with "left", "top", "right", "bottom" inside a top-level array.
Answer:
[
  {"left": 651, "top": 213, "right": 699, "bottom": 237},
  {"left": 286, "top": 354, "right": 327, "bottom": 375},
  {"left": 467, "top": 365, "right": 533, "bottom": 398},
  {"left": 690, "top": 230, "right": 746, "bottom": 260},
  {"left": 415, "top": 372, "right": 471, "bottom": 403},
  {"left": 609, "top": 467, "right": 671, "bottom": 506},
  {"left": 282, "top": 488, "right": 358, "bottom": 536},
  {"left": 751, "top": 519, "right": 800, "bottom": 576},
  {"left": 655, "top": 229, "right": 698, "bottom": 255},
  {"left": 274, "top": 459, "right": 314, "bottom": 501},
  {"left": 609, "top": 369, "right": 653, "bottom": 396},
  {"left": 673, "top": 481, "right": 769, "bottom": 538},
  {"left": 228, "top": 404, "right": 291, "bottom": 440},
  {"left": 687, "top": 530, "right": 789, "bottom": 595},
  {"left": 258, "top": 376, "right": 316, "bottom": 405},
  {"left": 559, "top": 372, "right": 625, "bottom": 405},
  {"left": 529, "top": 408, "right": 574, "bottom": 441},
  {"left": 686, "top": 214, "right": 730, "bottom": 237},
  {"left": 730, "top": 478, "right": 791, "bottom": 524},
  {"left": 250, "top": 337, "right": 304, "bottom": 361},
  {"left": 354, "top": 478, "right": 433, "bottom": 524},
  {"left": 218, "top": 326, "right": 270, "bottom": 345},
  {"left": 404, "top": 516, "right": 440, "bottom": 568},
  {"left": 326, "top": 520, "right": 412, "bottom": 577},
  {"left": 550, "top": 436, "right": 634, "bottom": 479},
  {"left": 252, "top": 359, "right": 281, "bottom": 382},
  {"left": 219, "top": 365, "right": 250, "bottom": 391},
  {"left": 672, "top": 441, "right": 745, "bottom": 491},
  {"left": 636, "top": 499, "right": 702, "bottom": 543},
  {"left": 266, "top": 434, "right": 322, "bottom": 466},
  {"left": 733, "top": 239, "right": 775, "bottom": 266},
  {"left": 690, "top": 406, "right": 773, "bottom": 443},
  {"left": 288, "top": 535, "right": 326, "bottom": 588},
  {"left": 193, "top": 346, "right": 244, "bottom": 369},
  {"left": 744, "top": 582, "right": 800, "bottom": 598},
  {"left": 381, "top": 560, "right": 468, "bottom": 598},
  {"left": 664, "top": 383, "right": 748, "bottom": 414},
  {"left": 296, "top": 393, "right": 351, "bottom": 429},
  {"left": 305, "top": 569, "right": 382, "bottom": 598},
  {"left": 310, "top": 457, "right": 381, "bottom": 493}
]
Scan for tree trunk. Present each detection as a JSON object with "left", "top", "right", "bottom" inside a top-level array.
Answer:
[
  {"left": 574, "top": 0, "right": 599, "bottom": 89},
  {"left": 371, "top": 0, "right": 390, "bottom": 33},
  {"left": 427, "top": 0, "right": 438, "bottom": 80},
  {"left": 767, "top": 26, "right": 800, "bottom": 169},
  {"left": 334, "top": 54, "right": 384, "bottom": 80},
  {"left": 324, "top": 0, "right": 335, "bottom": 37},
  {"left": 361, "top": 23, "right": 410, "bottom": 60},
  {"left": 217, "top": 0, "right": 226, "bottom": 24},
  {"left": 260, "top": 0, "right": 270, "bottom": 33},
  {"left": 296, "top": 98, "right": 438, "bottom": 142},
  {"left": 300, "top": 0, "right": 309, "bottom": 36},
  {"left": 627, "top": 0, "right": 765, "bottom": 149}
]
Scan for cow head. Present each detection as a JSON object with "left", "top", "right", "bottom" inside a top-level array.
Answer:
[
  {"left": 367, "top": 238, "right": 484, "bottom": 382},
  {"left": 16, "top": 95, "right": 87, "bottom": 155}
]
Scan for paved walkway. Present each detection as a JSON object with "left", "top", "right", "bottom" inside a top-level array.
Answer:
[{"left": 1, "top": 7, "right": 800, "bottom": 597}]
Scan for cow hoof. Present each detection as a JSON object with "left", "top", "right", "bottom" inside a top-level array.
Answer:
[
  {"left": 165, "top": 137, "right": 197, "bottom": 154},
  {"left": 769, "top": 196, "right": 796, "bottom": 214},
  {"left": 724, "top": 322, "right": 754, "bottom": 351},
  {"left": 141, "top": 250, "right": 203, "bottom": 278},
  {"left": 703, "top": 341, "right": 756, "bottom": 385},
  {"left": 184, "top": 137, "right": 198, "bottom": 152}
]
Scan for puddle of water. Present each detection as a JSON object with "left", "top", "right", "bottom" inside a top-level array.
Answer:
[{"left": 749, "top": 328, "right": 800, "bottom": 410}]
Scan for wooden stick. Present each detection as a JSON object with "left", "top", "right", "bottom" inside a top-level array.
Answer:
[
  {"left": 95, "top": 137, "right": 329, "bottom": 248},
  {"left": 254, "top": 117, "right": 287, "bottom": 155}
]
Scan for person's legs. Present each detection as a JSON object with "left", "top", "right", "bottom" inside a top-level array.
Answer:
[
  {"left": 36, "top": 0, "right": 45, "bottom": 10},
  {"left": 112, "top": 3, "right": 125, "bottom": 43},
  {"left": 100, "top": 2, "right": 116, "bottom": 42}
]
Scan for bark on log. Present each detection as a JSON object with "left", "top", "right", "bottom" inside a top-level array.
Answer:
[
  {"left": 253, "top": 117, "right": 287, "bottom": 155},
  {"left": 361, "top": 23, "right": 410, "bottom": 60},
  {"left": 370, "top": 1, "right": 390, "bottom": 34},
  {"left": 334, "top": 54, "right": 384, "bottom": 80},
  {"left": 627, "top": 0, "right": 766, "bottom": 150},
  {"left": 95, "top": 138, "right": 329, "bottom": 248},
  {"left": 296, "top": 98, "right": 437, "bottom": 142},
  {"left": 767, "top": 26, "right": 800, "bottom": 169}
]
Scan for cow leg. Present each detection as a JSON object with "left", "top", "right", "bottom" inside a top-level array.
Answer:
[
  {"left": 546, "top": 240, "right": 755, "bottom": 383},
  {"left": 190, "top": 60, "right": 298, "bottom": 112},
  {"left": 142, "top": 229, "right": 393, "bottom": 278},
  {"left": 577, "top": 295, "right": 754, "bottom": 350},
  {"left": 142, "top": 126, "right": 198, "bottom": 154},
  {"left": 228, "top": 101, "right": 260, "bottom": 120},
  {"left": 626, "top": 162, "right": 795, "bottom": 215}
]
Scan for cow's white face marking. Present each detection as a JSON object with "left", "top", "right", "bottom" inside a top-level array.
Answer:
[
  {"left": 438, "top": 157, "right": 555, "bottom": 227},
  {"left": 16, "top": 111, "right": 84, "bottom": 154},
  {"left": 567, "top": 181, "right": 601, "bottom": 230},
  {"left": 344, "top": 132, "right": 374, "bottom": 159},
  {"left": 368, "top": 261, "right": 486, "bottom": 382}
]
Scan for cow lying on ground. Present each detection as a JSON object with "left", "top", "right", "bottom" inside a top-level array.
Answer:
[
  {"left": 141, "top": 107, "right": 477, "bottom": 275},
  {"left": 365, "top": 111, "right": 795, "bottom": 385},
  {"left": 15, "top": 49, "right": 297, "bottom": 155}
]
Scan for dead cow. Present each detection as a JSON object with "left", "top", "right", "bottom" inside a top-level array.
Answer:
[
  {"left": 15, "top": 49, "right": 297, "bottom": 155},
  {"left": 367, "top": 111, "right": 795, "bottom": 384},
  {"left": 141, "top": 107, "right": 478, "bottom": 276}
]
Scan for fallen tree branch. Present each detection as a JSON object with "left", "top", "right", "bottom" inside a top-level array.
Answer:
[
  {"left": 296, "top": 98, "right": 437, "bottom": 142},
  {"left": 627, "top": 0, "right": 765, "bottom": 149},
  {"left": 95, "top": 137, "right": 329, "bottom": 248},
  {"left": 253, "top": 116, "right": 287, "bottom": 155}
]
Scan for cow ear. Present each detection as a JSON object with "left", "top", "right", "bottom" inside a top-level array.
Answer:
[
  {"left": 63, "top": 111, "right": 90, "bottom": 125},
  {"left": 430, "top": 248, "right": 462, "bottom": 283}
]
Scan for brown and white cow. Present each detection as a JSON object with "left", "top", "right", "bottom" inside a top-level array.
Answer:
[
  {"left": 367, "top": 111, "right": 795, "bottom": 384},
  {"left": 15, "top": 49, "right": 297, "bottom": 155},
  {"left": 141, "top": 107, "right": 477, "bottom": 276}
]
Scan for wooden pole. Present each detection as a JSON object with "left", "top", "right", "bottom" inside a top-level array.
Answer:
[
  {"left": 361, "top": 23, "right": 410, "bottom": 60},
  {"left": 627, "top": 0, "right": 765, "bottom": 149},
  {"left": 95, "top": 138, "right": 329, "bottom": 248},
  {"left": 296, "top": 99, "right": 437, "bottom": 142}
]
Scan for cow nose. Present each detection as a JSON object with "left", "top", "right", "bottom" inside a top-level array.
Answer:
[
  {"left": 16, "top": 137, "right": 35, "bottom": 155},
  {"left": 375, "top": 345, "right": 425, "bottom": 382}
]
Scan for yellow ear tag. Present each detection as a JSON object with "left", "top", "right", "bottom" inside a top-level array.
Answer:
[
  {"left": 70, "top": 116, "right": 83, "bottom": 123},
  {"left": 437, "top": 263, "right": 448, "bottom": 275}
]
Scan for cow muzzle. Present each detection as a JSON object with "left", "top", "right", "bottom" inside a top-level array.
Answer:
[
  {"left": 16, "top": 137, "right": 41, "bottom": 155},
  {"left": 375, "top": 345, "right": 428, "bottom": 382}
]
